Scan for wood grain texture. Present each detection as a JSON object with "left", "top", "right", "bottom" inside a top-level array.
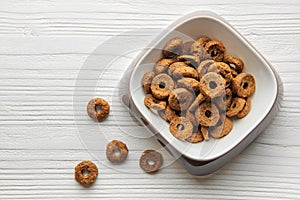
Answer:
[{"left": 1, "top": 0, "right": 300, "bottom": 199}]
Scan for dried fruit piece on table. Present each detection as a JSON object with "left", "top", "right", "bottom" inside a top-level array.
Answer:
[
  {"left": 106, "top": 140, "right": 129, "bottom": 164},
  {"left": 74, "top": 160, "right": 98, "bottom": 187},
  {"left": 139, "top": 150, "right": 163, "bottom": 173},
  {"left": 87, "top": 98, "right": 110, "bottom": 122}
]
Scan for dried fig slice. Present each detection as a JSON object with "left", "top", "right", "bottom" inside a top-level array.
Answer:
[
  {"left": 226, "top": 97, "right": 246, "bottom": 117},
  {"left": 195, "top": 101, "right": 220, "bottom": 127},
  {"left": 205, "top": 40, "right": 226, "bottom": 61},
  {"left": 154, "top": 58, "right": 175, "bottom": 74},
  {"left": 224, "top": 55, "right": 244, "bottom": 73},
  {"left": 199, "top": 72, "right": 226, "bottom": 98},
  {"left": 151, "top": 73, "right": 175, "bottom": 99},
  {"left": 169, "top": 117, "right": 193, "bottom": 140},
  {"left": 144, "top": 94, "right": 166, "bottom": 110},
  {"left": 141, "top": 71, "right": 155, "bottom": 94},
  {"left": 139, "top": 150, "right": 163, "bottom": 173},
  {"left": 177, "top": 55, "right": 200, "bottom": 68},
  {"left": 163, "top": 38, "right": 183, "bottom": 58},
  {"left": 232, "top": 73, "right": 256, "bottom": 98},
  {"left": 210, "top": 117, "right": 233, "bottom": 139},
  {"left": 87, "top": 98, "right": 110, "bottom": 122},
  {"left": 185, "top": 130, "right": 204, "bottom": 143},
  {"left": 177, "top": 77, "right": 200, "bottom": 93},
  {"left": 237, "top": 97, "right": 251, "bottom": 118},
  {"left": 168, "top": 88, "right": 195, "bottom": 111}
]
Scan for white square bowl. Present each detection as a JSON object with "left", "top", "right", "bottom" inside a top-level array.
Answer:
[{"left": 122, "top": 11, "right": 283, "bottom": 175}]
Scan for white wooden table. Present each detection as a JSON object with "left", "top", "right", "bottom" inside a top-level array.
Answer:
[{"left": 1, "top": 1, "right": 300, "bottom": 199}]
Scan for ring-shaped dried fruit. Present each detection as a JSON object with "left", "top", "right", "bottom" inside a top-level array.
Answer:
[
  {"left": 154, "top": 58, "right": 175, "bottom": 74},
  {"left": 163, "top": 105, "right": 179, "bottom": 122},
  {"left": 168, "top": 62, "right": 189, "bottom": 76},
  {"left": 200, "top": 126, "right": 210, "bottom": 141},
  {"left": 163, "top": 38, "right": 183, "bottom": 58},
  {"left": 195, "top": 36, "right": 212, "bottom": 47},
  {"left": 151, "top": 73, "right": 175, "bottom": 100},
  {"left": 139, "top": 150, "right": 163, "bottom": 173},
  {"left": 210, "top": 117, "right": 233, "bottom": 139},
  {"left": 215, "top": 88, "right": 232, "bottom": 111},
  {"left": 182, "top": 41, "right": 194, "bottom": 55},
  {"left": 211, "top": 62, "right": 233, "bottom": 88},
  {"left": 197, "top": 59, "right": 217, "bottom": 78},
  {"left": 188, "top": 93, "right": 206, "bottom": 112},
  {"left": 199, "top": 72, "right": 226, "bottom": 98},
  {"left": 141, "top": 71, "right": 155, "bottom": 94},
  {"left": 224, "top": 55, "right": 244, "bottom": 73},
  {"left": 195, "top": 101, "right": 220, "bottom": 127},
  {"left": 185, "top": 108, "right": 199, "bottom": 130},
  {"left": 144, "top": 94, "right": 166, "bottom": 110},
  {"left": 226, "top": 97, "right": 246, "bottom": 117},
  {"left": 169, "top": 117, "right": 193, "bottom": 139},
  {"left": 232, "top": 73, "right": 256, "bottom": 98},
  {"left": 106, "top": 140, "right": 129, "bottom": 164},
  {"left": 205, "top": 40, "right": 226, "bottom": 61},
  {"left": 190, "top": 42, "right": 210, "bottom": 61},
  {"left": 237, "top": 97, "right": 251, "bottom": 118},
  {"left": 172, "top": 66, "right": 199, "bottom": 80},
  {"left": 185, "top": 130, "right": 204, "bottom": 143},
  {"left": 176, "top": 78, "right": 200, "bottom": 93},
  {"left": 168, "top": 88, "right": 195, "bottom": 111},
  {"left": 177, "top": 55, "right": 200, "bottom": 68},
  {"left": 74, "top": 160, "right": 98, "bottom": 186},
  {"left": 158, "top": 109, "right": 166, "bottom": 121},
  {"left": 87, "top": 98, "right": 110, "bottom": 122}
]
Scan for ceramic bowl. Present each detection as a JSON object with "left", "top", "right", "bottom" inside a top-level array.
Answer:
[{"left": 122, "top": 11, "right": 283, "bottom": 175}]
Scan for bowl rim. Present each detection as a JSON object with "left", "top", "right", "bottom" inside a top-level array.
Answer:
[{"left": 128, "top": 11, "right": 280, "bottom": 161}]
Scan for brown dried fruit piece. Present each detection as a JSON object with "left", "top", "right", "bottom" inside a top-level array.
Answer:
[
  {"left": 215, "top": 88, "right": 232, "bottom": 111},
  {"left": 74, "top": 160, "right": 98, "bottom": 187},
  {"left": 199, "top": 72, "right": 226, "bottom": 98},
  {"left": 168, "top": 88, "right": 195, "bottom": 111},
  {"left": 190, "top": 36, "right": 212, "bottom": 61},
  {"left": 154, "top": 58, "right": 175, "bottom": 74},
  {"left": 172, "top": 66, "right": 199, "bottom": 80},
  {"left": 163, "top": 38, "right": 183, "bottom": 58},
  {"left": 185, "top": 108, "right": 199, "bottom": 130},
  {"left": 197, "top": 59, "right": 217, "bottom": 78},
  {"left": 189, "top": 93, "right": 206, "bottom": 112},
  {"left": 177, "top": 77, "right": 200, "bottom": 93},
  {"left": 182, "top": 41, "right": 194, "bottom": 55},
  {"left": 106, "top": 140, "right": 128, "bottom": 164},
  {"left": 185, "top": 130, "right": 204, "bottom": 143},
  {"left": 177, "top": 55, "right": 200, "bottom": 68},
  {"left": 195, "top": 101, "right": 220, "bottom": 127},
  {"left": 168, "top": 62, "right": 189, "bottom": 76},
  {"left": 211, "top": 62, "right": 233, "bottom": 88},
  {"left": 151, "top": 73, "right": 175, "bottom": 100},
  {"left": 232, "top": 73, "right": 256, "bottom": 98},
  {"left": 160, "top": 105, "right": 178, "bottom": 122},
  {"left": 210, "top": 117, "right": 233, "bottom": 139},
  {"left": 237, "top": 97, "right": 251, "bottom": 118},
  {"left": 200, "top": 126, "right": 210, "bottom": 141},
  {"left": 87, "top": 98, "right": 110, "bottom": 122},
  {"left": 169, "top": 117, "right": 194, "bottom": 139},
  {"left": 139, "top": 150, "right": 163, "bottom": 173},
  {"left": 141, "top": 71, "right": 155, "bottom": 94},
  {"left": 195, "top": 36, "right": 212, "bottom": 47},
  {"left": 224, "top": 55, "right": 244, "bottom": 73},
  {"left": 205, "top": 40, "right": 226, "bottom": 61},
  {"left": 226, "top": 97, "right": 246, "bottom": 117},
  {"left": 144, "top": 94, "right": 166, "bottom": 110}
]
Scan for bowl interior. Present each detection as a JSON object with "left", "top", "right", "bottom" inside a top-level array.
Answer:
[{"left": 130, "top": 13, "right": 278, "bottom": 161}]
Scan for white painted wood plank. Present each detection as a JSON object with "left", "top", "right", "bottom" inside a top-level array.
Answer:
[{"left": 0, "top": 0, "right": 300, "bottom": 199}]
